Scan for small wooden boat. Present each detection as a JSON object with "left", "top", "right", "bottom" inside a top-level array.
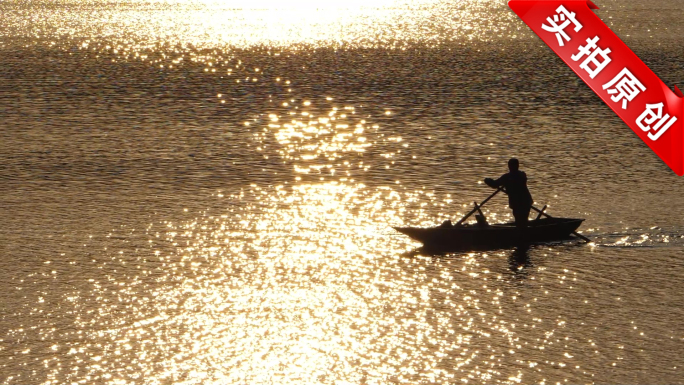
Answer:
[
  {"left": 394, "top": 217, "right": 585, "bottom": 250},
  {"left": 393, "top": 186, "right": 588, "bottom": 251}
]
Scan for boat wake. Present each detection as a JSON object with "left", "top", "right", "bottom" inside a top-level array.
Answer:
[{"left": 591, "top": 227, "right": 684, "bottom": 248}]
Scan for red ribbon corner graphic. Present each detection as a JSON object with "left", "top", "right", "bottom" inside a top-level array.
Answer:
[{"left": 509, "top": 0, "right": 684, "bottom": 175}]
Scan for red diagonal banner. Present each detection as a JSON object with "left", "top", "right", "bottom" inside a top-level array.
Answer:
[{"left": 509, "top": 0, "right": 684, "bottom": 175}]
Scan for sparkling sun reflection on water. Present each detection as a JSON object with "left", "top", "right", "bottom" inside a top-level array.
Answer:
[
  {"left": 45, "top": 182, "right": 586, "bottom": 384},
  {"left": 4, "top": 104, "right": 609, "bottom": 383},
  {"left": 2, "top": 0, "right": 521, "bottom": 49},
  {"left": 3, "top": 0, "right": 684, "bottom": 383}
]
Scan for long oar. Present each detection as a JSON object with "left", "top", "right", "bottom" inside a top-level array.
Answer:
[
  {"left": 497, "top": 188, "right": 591, "bottom": 243},
  {"left": 455, "top": 187, "right": 502, "bottom": 225},
  {"left": 529, "top": 205, "right": 591, "bottom": 243}
]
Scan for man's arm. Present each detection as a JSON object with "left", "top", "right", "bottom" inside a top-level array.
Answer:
[
  {"left": 484, "top": 178, "right": 498, "bottom": 188},
  {"left": 484, "top": 174, "right": 508, "bottom": 188}
]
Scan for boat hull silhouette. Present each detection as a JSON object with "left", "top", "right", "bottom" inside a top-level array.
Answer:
[{"left": 394, "top": 217, "right": 584, "bottom": 250}]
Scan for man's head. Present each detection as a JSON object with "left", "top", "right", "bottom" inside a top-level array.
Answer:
[{"left": 508, "top": 158, "right": 519, "bottom": 172}]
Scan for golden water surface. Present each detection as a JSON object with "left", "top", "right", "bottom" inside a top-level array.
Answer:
[{"left": 2, "top": 0, "right": 684, "bottom": 384}]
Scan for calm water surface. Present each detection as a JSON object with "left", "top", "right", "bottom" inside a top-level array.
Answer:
[{"left": 1, "top": 0, "right": 684, "bottom": 383}]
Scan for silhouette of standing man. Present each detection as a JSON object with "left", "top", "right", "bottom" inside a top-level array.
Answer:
[{"left": 484, "top": 158, "right": 533, "bottom": 227}]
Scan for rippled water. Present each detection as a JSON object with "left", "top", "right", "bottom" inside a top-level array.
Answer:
[{"left": 2, "top": 0, "right": 684, "bottom": 383}]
